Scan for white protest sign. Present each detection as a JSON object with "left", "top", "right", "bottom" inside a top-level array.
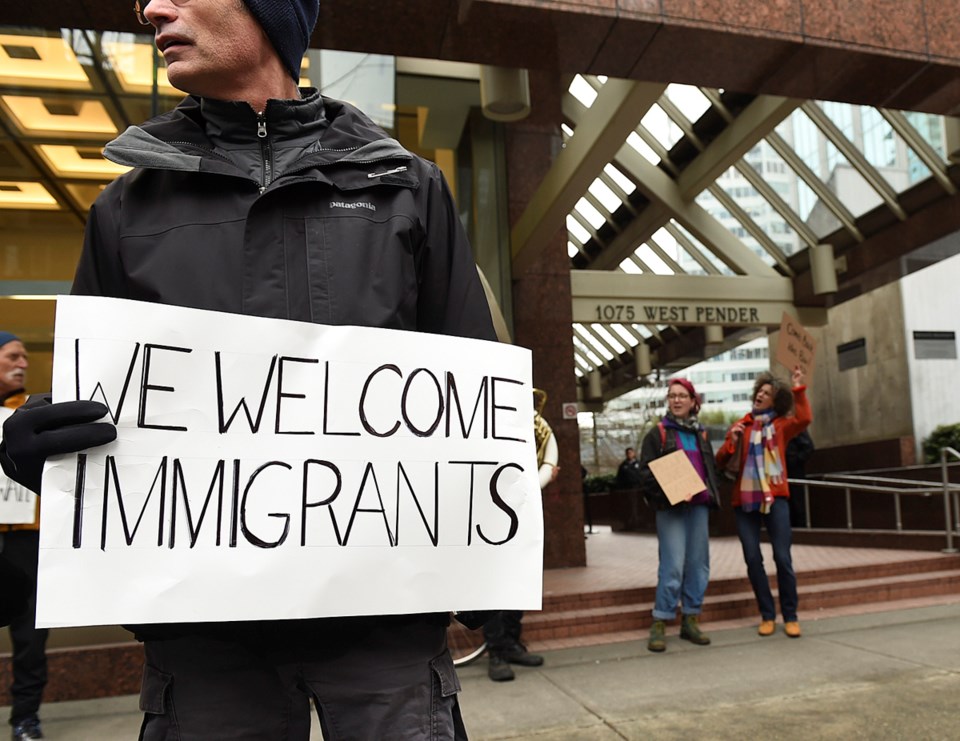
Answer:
[
  {"left": 0, "top": 407, "right": 38, "bottom": 525},
  {"left": 38, "top": 296, "right": 543, "bottom": 628}
]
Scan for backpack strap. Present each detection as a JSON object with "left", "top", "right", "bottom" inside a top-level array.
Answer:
[{"left": 658, "top": 421, "right": 666, "bottom": 449}]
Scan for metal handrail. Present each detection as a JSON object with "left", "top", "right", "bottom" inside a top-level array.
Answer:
[
  {"left": 791, "top": 479, "right": 948, "bottom": 495},
  {"left": 941, "top": 448, "right": 960, "bottom": 552},
  {"left": 817, "top": 472, "right": 960, "bottom": 490},
  {"left": 790, "top": 446, "right": 960, "bottom": 553}
]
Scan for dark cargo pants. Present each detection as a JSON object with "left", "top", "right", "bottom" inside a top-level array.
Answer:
[
  {"left": 1, "top": 530, "right": 49, "bottom": 728},
  {"left": 138, "top": 616, "right": 467, "bottom": 740}
]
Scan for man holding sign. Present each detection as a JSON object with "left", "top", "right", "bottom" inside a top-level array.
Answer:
[
  {"left": 638, "top": 379, "right": 720, "bottom": 654},
  {"left": 0, "top": 1, "right": 511, "bottom": 739},
  {"left": 0, "top": 333, "right": 49, "bottom": 741}
]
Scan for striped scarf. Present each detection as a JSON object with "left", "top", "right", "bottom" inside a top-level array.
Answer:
[{"left": 739, "top": 411, "right": 784, "bottom": 514}]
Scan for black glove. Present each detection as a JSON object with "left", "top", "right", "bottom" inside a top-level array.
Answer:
[{"left": 0, "top": 396, "right": 117, "bottom": 494}]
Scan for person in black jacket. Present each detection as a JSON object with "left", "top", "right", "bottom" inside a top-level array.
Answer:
[
  {"left": 616, "top": 447, "right": 642, "bottom": 490},
  {"left": 785, "top": 430, "right": 815, "bottom": 528},
  {"left": 0, "top": 1, "right": 497, "bottom": 738},
  {"left": 638, "top": 379, "right": 720, "bottom": 653}
]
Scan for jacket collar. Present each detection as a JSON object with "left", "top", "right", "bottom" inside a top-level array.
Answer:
[{"left": 103, "top": 89, "right": 411, "bottom": 173}]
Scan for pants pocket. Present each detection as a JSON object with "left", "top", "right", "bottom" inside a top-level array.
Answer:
[
  {"left": 429, "top": 650, "right": 462, "bottom": 740},
  {"left": 139, "top": 663, "right": 173, "bottom": 715}
]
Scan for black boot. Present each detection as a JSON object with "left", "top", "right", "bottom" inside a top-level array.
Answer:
[
  {"left": 502, "top": 642, "right": 544, "bottom": 667},
  {"left": 487, "top": 654, "right": 515, "bottom": 682}
]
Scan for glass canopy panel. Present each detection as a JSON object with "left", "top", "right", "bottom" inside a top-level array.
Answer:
[
  {"left": 670, "top": 222, "right": 735, "bottom": 276},
  {"left": 626, "top": 131, "right": 659, "bottom": 165},
  {"left": 904, "top": 112, "right": 947, "bottom": 157},
  {"left": 635, "top": 242, "right": 676, "bottom": 275},
  {"left": 603, "top": 163, "right": 636, "bottom": 195},
  {"left": 609, "top": 324, "right": 640, "bottom": 348},
  {"left": 591, "top": 324, "right": 627, "bottom": 354},
  {"left": 662, "top": 84, "right": 711, "bottom": 124},
  {"left": 588, "top": 178, "right": 623, "bottom": 212},
  {"left": 619, "top": 257, "right": 643, "bottom": 274},
  {"left": 639, "top": 103, "right": 684, "bottom": 150},
  {"left": 568, "top": 74, "right": 598, "bottom": 108},
  {"left": 566, "top": 214, "right": 590, "bottom": 244},
  {"left": 572, "top": 331, "right": 605, "bottom": 366},
  {"left": 574, "top": 196, "right": 607, "bottom": 230},
  {"left": 779, "top": 108, "right": 885, "bottom": 220}
]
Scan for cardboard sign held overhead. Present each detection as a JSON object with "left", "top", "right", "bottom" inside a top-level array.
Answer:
[
  {"left": 647, "top": 450, "right": 706, "bottom": 505},
  {"left": 775, "top": 312, "right": 816, "bottom": 378}
]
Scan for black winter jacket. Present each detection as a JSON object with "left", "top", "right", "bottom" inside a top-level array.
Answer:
[
  {"left": 73, "top": 90, "right": 497, "bottom": 642},
  {"left": 76, "top": 91, "right": 494, "bottom": 341},
  {"left": 638, "top": 421, "right": 721, "bottom": 511}
]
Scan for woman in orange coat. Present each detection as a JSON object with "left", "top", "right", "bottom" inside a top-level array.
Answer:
[{"left": 716, "top": 366, "right": 811, "bottom": 639}]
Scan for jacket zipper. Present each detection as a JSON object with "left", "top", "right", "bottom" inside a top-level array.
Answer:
[{"left": 257, "top": 114, "right": 272, "bottom": 194}]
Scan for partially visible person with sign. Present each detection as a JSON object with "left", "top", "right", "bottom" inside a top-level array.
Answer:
[
  {"left": 717, "top": 366, "right": 811, "bottom": 640},
  {"left": 0, "top": 332, "right": 49, "bottom": 741},
  {"left": 482, "top": 389, "right": 551, "bottom": 683},
  {"left": 0, "top": 0, "right": 521, "bottom": 737},
  {"left": 638, "top": 378, "right": 720, "bottom": 653}
]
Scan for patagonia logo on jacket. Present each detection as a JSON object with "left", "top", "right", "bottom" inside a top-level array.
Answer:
[{"left": 330, "top": 200, "right": 377, "bottom": 212}]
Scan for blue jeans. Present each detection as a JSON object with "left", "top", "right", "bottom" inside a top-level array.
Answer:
[
  {"left": 735, "top": 498, "right": 798, "bottom": 621},
  {"left": 652, "top": 504, "right": 710, "bottom": 620}
]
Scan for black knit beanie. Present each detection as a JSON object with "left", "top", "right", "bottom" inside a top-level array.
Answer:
[{"left": 243, "top": 0, "right": 319, "bottom": 82}]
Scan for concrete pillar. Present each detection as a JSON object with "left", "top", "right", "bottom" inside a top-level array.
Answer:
[
  {"left": 811, "top": 243, "right": 839, "bottom": 295},
  {"left": 507, "top": 69, "right": 586, "bottom": 569}
]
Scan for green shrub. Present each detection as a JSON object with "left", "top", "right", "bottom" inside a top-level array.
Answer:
[
  {"left": 922, "top": 423, "right": 960, "bottom": 463},
  {"left": 583, "top": 473, "right": 617, "bottom": 493}
]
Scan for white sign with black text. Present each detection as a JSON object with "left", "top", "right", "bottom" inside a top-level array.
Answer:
[{"left": 38, "top": 296, "right": 543, "bottom": 628}]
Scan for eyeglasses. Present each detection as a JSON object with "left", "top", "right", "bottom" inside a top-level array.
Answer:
[
  {"left": 134, "top": 0, "right": 191, "bottom": 25},
  {"left": 667, "top": 393, "right": 691, "bottom": 401}
]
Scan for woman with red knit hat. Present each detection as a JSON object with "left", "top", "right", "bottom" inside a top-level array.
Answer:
[{"left": 638, "top": 378, "right": 721, "bottom": 652}]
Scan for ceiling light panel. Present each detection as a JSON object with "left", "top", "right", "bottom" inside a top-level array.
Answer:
[
  {"left": 102, "top": 39, "right": 179, "bottom": 96},
  {"left": 0, "top": 181, "right": 59, "bottom": 210},
  {"left": 0, "top": 95, "right": 117, "bottom": 137},
  {"left": 35, "top": 144, "right": 130, "bottom": 179},
  {"left": 0, "top": 34, "right": 91, "bottom": 90}
]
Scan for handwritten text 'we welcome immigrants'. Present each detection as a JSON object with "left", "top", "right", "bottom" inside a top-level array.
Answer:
[{"left": 64, "top": 339, "right": 534, "bottom": 554}]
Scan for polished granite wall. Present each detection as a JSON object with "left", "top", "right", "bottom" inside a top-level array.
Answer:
[
  {"left": 14, "top": 1, "right": 957, "bottom": 114},
  {"left": 508, "top": 70, "right": 587, "bottom": 570}
]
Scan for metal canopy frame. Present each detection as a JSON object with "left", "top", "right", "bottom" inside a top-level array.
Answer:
[{"left": 534, "top": 75, "right": 960, "bottom": 405}]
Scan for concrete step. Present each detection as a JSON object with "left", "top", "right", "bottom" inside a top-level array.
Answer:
[{"left": 524, "top": 564, "right": 960, "bottom": 643}]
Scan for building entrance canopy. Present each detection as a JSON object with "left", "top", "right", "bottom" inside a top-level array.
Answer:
[{"left": 2, "top": 2, "right": 960, "bottom": 409}]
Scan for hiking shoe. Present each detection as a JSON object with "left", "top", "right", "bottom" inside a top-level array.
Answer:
[
  {"left": 758, "top": 619, "right": 776, "bottom": 637},
  {"left": 679, "top": 614, "right": 711, "bottom": 645},
  {"left": 784, "top": 621, "right": 802, "bottom": 638},
  {"left": 502, "top": 643, "right": 544, "bottom": 667},
  {"left": 12, "top": 716, "right": 43, "bottom": 741},
  {"left": 647, "top": 619, "right": 667, "bottom": 652},
  {"left": 488, "top": 655, "right": 515, "bottom": 681}
]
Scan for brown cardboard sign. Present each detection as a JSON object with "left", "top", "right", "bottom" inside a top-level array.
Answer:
[
  {"left": 775, "top": 312, "right": 816, "bottom": 378},
  {"left": 647, "top": 450, "right": 706, "bottom": 505}
]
